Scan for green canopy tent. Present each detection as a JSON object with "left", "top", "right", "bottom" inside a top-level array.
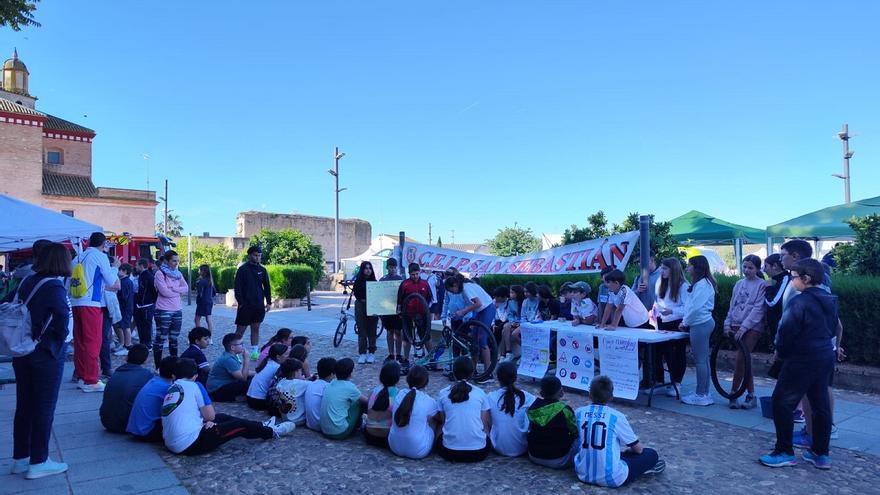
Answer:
[
  {"left": 766, "top": 195, "right": 880, "bottom": 240},
  {"left": 669, "top": 210, "right": 767, "bottom": 275}
]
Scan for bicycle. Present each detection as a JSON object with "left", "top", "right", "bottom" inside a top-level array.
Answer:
[
  {"left": 332, "top": 280, "right": 384, "bottom": 347},
  {"left": 710, "top": 328, "right": 752, "bottom": 400},
  {"left": 401, "top": 294, "right": 499, "bottom": 382}
]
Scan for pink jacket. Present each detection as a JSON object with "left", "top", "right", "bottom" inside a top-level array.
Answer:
[
  {"left": 724, "top": 277, "right": 766, "bottom": 332},
  {"left": 154, "top": 270, "right": 189, "bottom": 312}
]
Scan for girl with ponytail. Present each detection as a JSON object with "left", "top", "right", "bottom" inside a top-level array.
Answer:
[
  {"left": 436, "top": 357, "right": 492, "bottom": 463},
  {"left": 488, "top": 361, "right": 536, "bottom": 456},
  {"left": 389, "top": 365, "right": 440, "bottom": 459},
  {"left": 246, "top": 344, "right": 290, "bottom": 410},
  {"left": 363, "top": 361, "right": 401, "bottom": 448}
]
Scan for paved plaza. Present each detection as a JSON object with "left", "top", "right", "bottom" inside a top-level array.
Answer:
[{"left": 2, "top": 295, "right": 879, "bottom": 494}]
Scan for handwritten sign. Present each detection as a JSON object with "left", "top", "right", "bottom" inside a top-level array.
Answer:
[
  {"left": 600, "top": 336, "right": 640, "bottom": 400},
  {"left": 518, "top": 324, "right": 551, "bottom": 379},
  {"left": 366, "top": 280, "right": 402, "bottom": 316},
  {"left": 555, "top": 329, "right": 595, "bottom": 391}
]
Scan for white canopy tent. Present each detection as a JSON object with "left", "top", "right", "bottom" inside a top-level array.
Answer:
[{"left": 0, "top": 194, "right": 102, "bottom": 253}]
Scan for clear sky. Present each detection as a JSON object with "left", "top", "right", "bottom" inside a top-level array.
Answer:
[{"left": 2, "top": 1, "right": 878, "bottom": 244}]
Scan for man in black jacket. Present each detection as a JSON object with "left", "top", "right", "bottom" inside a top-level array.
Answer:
[
  {"left": 760, "top": 258, "right": 837, "bottom": 470},
  {"left": 234, "top": 245, "right": 272, "bottom": 358},
  {"left": 133, "top": 258, "right": 157, "bottom": 349}
]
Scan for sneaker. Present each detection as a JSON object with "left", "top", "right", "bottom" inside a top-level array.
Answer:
[
  {"left": 475, "top": 375, "right": 494, "bottom": 385},
  {"left": 262, "top": 416, "right": 277, "bottom": 428},
  {"left": 729, "top": 399, "right": 740, "bottom": 409},
  {"left": 79, "top": 381, "right": 105, "bottom": 393},
  {"left": 250, "top": 350, "right": 260, "bottom": 361},
  {"left": 384, "top": 355, "right": 396, "bottom": 363},
  {"left": 113, "top": 347, "right": 129, "bottom": 357},
  {"left": 792, "top": 409, "right": 805, "bottom": 423},
  {"left": 681, "top": 393, "right": 714, "bottom": 406},
  {"left": 742, "top": 394, "right": 758, "bottom": 410},
  {"left": 793, "top": 429, "right": 812, "bottom": 449},
  {"left": 665, "top": 384, "right": 679, "bottom": 398},
  {"left": 803, "top": 450, "right": 831, "bottom": 470},
  {"left": 10, "top": 458, "right": 29, "bottom": 475},
  {"left": 644, "top": 460, "right": 666, "bottom": 475},
  {"left": 25, "top": 459, "right": 69, "bottom": 480},
  {"left": 272, "top": 421, "right": 296, "bottom": 438},
  {"left": 357, "top": 354, "right": 367, "bottom": 364},
  {"left": 366, "top": 353, "right": 376, "bottom": 364},
  {"left": 830, "top": 423, "right": 839, "bottom": 439},
  {"left": 399, "top": 359, "right": 410, "bottom": 376},
  {"left": 759, "top": 451, "right": 797, "bottom": 468}
]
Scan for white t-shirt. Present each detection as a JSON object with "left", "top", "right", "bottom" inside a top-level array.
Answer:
[
  {"left": 304, "top": 379, "right": 330, "bottom": 431},
  {"left": 437, "top": 383, "right": 491, "bottom": 451},
  {"left": 247, "top": 360, "right": 280, "bottom": 400},
  {"left": 574, "top": 404, "right": 639, "bottom": 488},
  {"left": 571, "top": 299, "right": 598, "bottom": 320},
  {"left": 161, "top": 379, "right": 211, "bottom": 454},
  {"left": 607, "top": 286, "right": 649, "bottom": 327},
  {"left": 462, "top": 283, "right": 493, "bottom": 313},
  {"left": 275, "top": 378, "right": 310, "bottom": 424},
  {"left": 487, "top": 388, "right": 536, "bottom": 456},
  {"left": 389, "top": 388, "right": 440, "bottom": 459}
]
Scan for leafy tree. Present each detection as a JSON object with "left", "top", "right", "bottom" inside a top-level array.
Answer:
[
  {"left": 562, "top": 210, "right": 681, "bottom": 263},
  {"left": 486, "top": 224, "right": 542, "bottom": 256},
  {"left": 840, "top": 214, "right": 880, "bottom": 276},
  {"left": 156, "top": 210, "right": 184, "bottom": 237},
  {"left": 247, "top": 229, "right": 324, "bottom": 284},
  {"left": 174, "top": 237, "right": 239, "bottom": 268},
  {"left": 0, "top": 0, "right": 40, "bottom": 31},
  {"left": 562, "top": 211, "right": 610, "bottom": 244},
  {"left": 436, "top": 236, "right": 443, "bottom": 248}
]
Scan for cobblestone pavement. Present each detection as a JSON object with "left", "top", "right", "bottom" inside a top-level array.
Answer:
[{"left": 140, "top": 306, "right": 879, "bottom": 495}]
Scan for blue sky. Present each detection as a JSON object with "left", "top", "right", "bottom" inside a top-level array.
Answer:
[{"left": 3, "top": 1, "right": 878, "bottom": 244}]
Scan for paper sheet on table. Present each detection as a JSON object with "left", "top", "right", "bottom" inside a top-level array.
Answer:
[
  {"left": 518, "top": 325, "right": 551, "bottom": 379},
  {"left": 555, "top": 329, "right": 595, "bottom": 391},
  {"left": 600, "top": 336, "right": 640, "bottom": 400}
]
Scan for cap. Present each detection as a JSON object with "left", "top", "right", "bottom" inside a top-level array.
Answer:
[{"left": 571, "top": 281, "right": 591, "bottom": 294}]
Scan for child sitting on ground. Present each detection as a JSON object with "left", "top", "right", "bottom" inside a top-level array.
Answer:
[
  {"left": 290, "top": 343, "right": 311, "bottom": 378},
  {"left": 320, "top": 358, "right": 369, "bottom": 439},
  {"left": 256, "top": 328, "right": 293, "bottom": 366},
  {"left": 305, "top": 357, "right": 336, "bottom": 431},
  {"left": 575, "top": 376, "right": 666, "bottom": 487},
  {"left": 247, "top": 344, "right": 290, "bottom": 410},
  {"left": 127, "top": 356, "right": 177, "bottom": 442},
  {"left": 597, "top": 270, "right": 650, "bottom": 330},
  {"left": 267, "top": 358, "right": 308, "bottom": 426},
  {"left": 488, "top": 361, "right": 535, "bottom": 457},
  {"left": 364, "top": 361, "right": 402, "bottom": 448},
  {"left": 207, "top": 333, "right": 252, "bottom": 402},
  {"left": 570, "top": 282, "right": 598, "bottom": 326},
  {"left": 180, "top": 327, "right": 212, "bottom": 385},
  {"left": 436, "top": 357, "right": 492, "bottom": 463},
  {"left": 389, "top": 365, "right": 440, "bottom": 460},
  {"left": 526, "top": 376, "right": 579, "bottom": 469}
]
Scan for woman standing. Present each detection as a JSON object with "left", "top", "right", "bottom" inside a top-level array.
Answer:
[
  {"left": 652, "top": 257, "right": 690, "bottom": 396},
  {"left": 353, "top": 261, "right": 379, "bottom": 364},
  {"left": 11, "top": 243, "right": 72, "bottom": 479},
  {"left": 152, "top": 250, "right": 189, "bottom": 369},
  {"left": 680, "top": 255, "right": 717, "bottom": 407},
  {"left": 723, "top": 255, "right": 766, "bottom": 410}
]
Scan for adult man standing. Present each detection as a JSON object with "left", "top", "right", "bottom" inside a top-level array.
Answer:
[
  {"left": 234, "top": 245, "right": 272, "bottom": 359},
  {"left": 133, "top": 258, "right": 157, "bottom": 350},
  {"left": 71, "top": 232, "right": 116, "bottom": 392}
]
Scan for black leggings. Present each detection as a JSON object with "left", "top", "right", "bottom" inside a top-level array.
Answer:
[
  {"left": 180, "top": 413, "right": 273, "bottom": 455},
  {"left": 439, "top": 442, "right": 490, "bottom": 463},
  {"left": 657, "top": 318, "right": 686, "bottom": 383},
  {"left": 210, "top": 381, "right": 249, "bottom": 402},
  {"left": 246, "top": 396, "right": 268, "bottom": 411}
]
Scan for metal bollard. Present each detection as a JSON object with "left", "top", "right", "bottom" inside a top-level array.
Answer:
[{"left": 306, "top": 282, "right": 312, "bottom": 311}]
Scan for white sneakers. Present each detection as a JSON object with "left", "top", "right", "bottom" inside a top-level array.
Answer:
[
  {"left": 113, "top": 347, "right": 129, "bottom": 357},
  {"left": 77, "top": 380, "right": 105, "bottom": 393},
  {"left": 272, "top": 421, "right": 296, "bottom": 438},
  {"left": 357, "top": 354, "right": 367, "bottom": 364},
  {"left": 366, "top": 353, "right": 376, "bottom": 364},
  {"left": 681, "top": 393, "right": 714, "bottom": 406},
  {"left": 23, "top": 459, "right": 69, "bottom": 480},
  {"left": 665, "top": 384, "right": 681, "bottom": 398},
  {"left": 10, "top": 458, "right": 29, "bottom": 475}
]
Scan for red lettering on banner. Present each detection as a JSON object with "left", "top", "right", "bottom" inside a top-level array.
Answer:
[
  {"left": 555, "top": 253, "right": 569, "bottom": 272},
  {"left": 610, "top": 242, "right": 629, "bottom": 265},
  {"left": 453, "top": 258, "right": 471, "bottom": 271},
  {"left": 577, "top": 249, "right": 595, "bottom": 270},
  {"left": 443, "top": 256, "right": 458, "bottom": 270},
  {"left": 418, "top": 251, "right": 434, "bottom": 266},
  {"left": 528, "top": 259, "right": 546, "bottom": 274},
  {"left": 565, "top": 250, "right": 585, "bottom": 271},
  {"left": 542, "top": 256, "right": 556, "bottom": 273},
  {"left": 430, "top": 254, "right": 446, "bottom": 269},
  {"left": 590, "top": 249, "right": 609, "bottom": 270},
  {"left": 507, "top": 261, "right": 521, "bottom": 274},
  {"left": 490, "top": 261, "right": 506, "bottom": 274}
]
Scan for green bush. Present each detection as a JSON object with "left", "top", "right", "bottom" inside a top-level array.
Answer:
[
  {"left": 266, "top": 264, "right": 314, "bottom": 299},
  {"left": 215, "top": 266, "right": 237, "bottom": 293}
]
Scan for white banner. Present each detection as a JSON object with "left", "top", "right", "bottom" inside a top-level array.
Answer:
[
  {"left": 395, "top": 231, "right": 640, "bottom": 276},
  {"left": 518, "top": 324, "right": 551, "bottom": 379},
  {"left": 599, "top": 336, "right": 640, "bottom": 400},
  {"left": 555, "top": 329, "right": 596, "bottom": 391}
]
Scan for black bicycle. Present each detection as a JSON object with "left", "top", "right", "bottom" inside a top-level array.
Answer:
[
  {"left": 332, "top": 281, "right": 384, "bottom": 347},
  {"left": 710, "top": 329, "right": 752, "bottom": 400}
]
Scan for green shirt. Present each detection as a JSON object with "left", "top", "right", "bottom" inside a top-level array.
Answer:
[{"left": 319, "top": 379, "right": 362, "bottom": 436}]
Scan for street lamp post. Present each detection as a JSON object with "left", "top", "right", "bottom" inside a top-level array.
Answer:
[
  {"left": 833, "top": 124, "right": 854, "bottom": 204},
  {"left": 328, "top": 147, "right": 346, "bottom": 274}
]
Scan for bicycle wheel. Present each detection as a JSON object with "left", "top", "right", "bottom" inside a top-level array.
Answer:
[
  {"left": 462, "top": 319, "right": 499, "bottom": 383},
  {"left": 710, "top": 330, "right": 751, "bottom": 400},
  {"left": 401, "top": 294, "right": 431, "bottom": 356},
  {"left": 333, "top": 318, "right": 347, "bottom": 348},
  {"left": 377, "top": 321, "right": 385, "bottom": 339}
]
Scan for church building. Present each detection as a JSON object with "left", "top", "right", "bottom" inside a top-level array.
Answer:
[{"left": 0, "top": 49, "right": 156, "bottom": 236}]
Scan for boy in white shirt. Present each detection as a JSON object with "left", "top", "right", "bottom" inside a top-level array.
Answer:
[
  {"left": 304, "top": 357, "right": 336, "bottom": 431},
  {"left": 597, "top": 270, "right": 649, "bottom": 330},
  {"left": 569, "top": 282, "right": 598, "bottom": 326},
  {"left": 575, "top": 376, "right": 665, "bottom": 487}
]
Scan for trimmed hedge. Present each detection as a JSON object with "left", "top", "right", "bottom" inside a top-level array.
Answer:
[
  {"left": 266, "top": 264, "right": 314, "bottom": 299},
  {"left": 479, "top": 272, "right": 880, "bottom": 366},
  {"left": 216, "top": 266, "right": 236, "bottom": 293}
]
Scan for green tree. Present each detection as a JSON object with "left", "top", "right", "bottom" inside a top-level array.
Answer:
[
  {"left": 156, "top": 210, "right": 184, "bottom": 237},
  {"left": 247, "top": 229, "right": 325, "bottom": 284},
  {"left": 842, "top": 214, "right": 880, "bottom": 276},
  {"left": 0, "top": 0, "right": 40, "bottom": 31},
  {"left": 174, "top": 237, "right": 239, "bottom": 268},
  {"left": 562, "top": 211, "right": 611, "bottom": 244},
  {"left": 614, "top": 212, "right": 681, "bottom": 262},
  {"left": 486, "top": 224, "right": 542, "bottom": 256},
  {"left": 436, "top": 236, "right": 443, "bottom": 248}
]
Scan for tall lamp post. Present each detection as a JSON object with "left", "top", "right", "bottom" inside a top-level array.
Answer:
[
  {"left": 833, "top": 124, "right": 854, "bottom": 204},
  {"left": 328, "top": 147, "right": 346, "bottom": 273}
]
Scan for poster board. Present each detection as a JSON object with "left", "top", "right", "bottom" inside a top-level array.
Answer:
[
  {"left": 599, "top": 336, "right": 640, "bottom": 400},
  {"left": 518, "top": 324, "right": 551, "bottom": 379},
  {"left": 555, "top": 329, "right": 595, "bottom": 391},
  {"left": 366, "top": 280, "right": 402, "bottom": 316}
]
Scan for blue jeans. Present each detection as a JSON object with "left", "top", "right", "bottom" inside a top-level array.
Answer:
[
  {"left": 13, "top": 345, "right": 64, "bottom": 464},
  {"left": 688, "top": 319, "right": 714, "bottom": 395},
  {"left": 468, "top": 304, "right": 497, "bottom": 349},
  {"left": 622, "top": 447, "right": 659, "bottom": 484}
]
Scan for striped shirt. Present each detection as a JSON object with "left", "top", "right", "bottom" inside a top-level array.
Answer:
[{"left": 574, "top": 404, "right": 638, "bottom": 487}]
